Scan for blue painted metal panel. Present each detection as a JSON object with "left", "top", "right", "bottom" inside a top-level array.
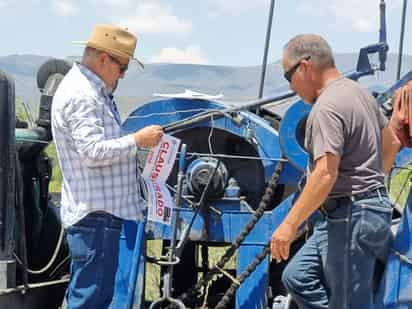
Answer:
[
  {"left": 237, "top": 245, "right": 269, "bottom": 309},
  {"left": 121, "top": 98, "right": 300, "bottom": 307},
  {"left": 279, "top": 99, "right": 311, "bottom": 173},
  {"left": 145, "top": 194, "right": 294, "bottom": 308},
  {"left": 394, "top": 147, "right": 412, "bottom": 172},
  {"left": 377, "top": 191, "right": 412, "bottom": 308},
  {"left": 112, "top": 220, "right": 146, "bottom": 309},
  {"left": 123, "top": 98, "right": 301, "bottom": 186},
  {"left": 123, "top": 99, "right": 224, "bottom": 131},
  {"left": 145, "top": 195, "right": 294, "bottom": 245}
]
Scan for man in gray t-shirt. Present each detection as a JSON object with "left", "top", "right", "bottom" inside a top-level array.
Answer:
[
  {"left": 305, "top": 77, "right": 388, "bottom": 197},
  {"left": 270, "top": 34, "right": 408, "bottom": 309}
]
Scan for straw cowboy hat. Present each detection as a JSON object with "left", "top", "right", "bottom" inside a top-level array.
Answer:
[{"left": 74, "top": 24, "right": 144, "bottom": 69}]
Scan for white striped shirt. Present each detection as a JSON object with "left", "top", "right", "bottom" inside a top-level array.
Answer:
[{"left": 51, "top": 63, "right": 145, "bottom": 227}]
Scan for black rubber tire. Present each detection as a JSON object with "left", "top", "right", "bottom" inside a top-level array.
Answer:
[{"left": 37, "top": 58, "right": 71, "bottom": 93}]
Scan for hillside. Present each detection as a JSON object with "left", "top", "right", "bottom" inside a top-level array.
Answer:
[{"left": 1, "top": 53, "right": 411, "bottom": 118}]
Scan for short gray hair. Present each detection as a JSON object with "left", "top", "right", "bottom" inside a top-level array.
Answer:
[
  {"left": 82, "top": 47, "right": 102, "bottom": 61},
  {"left": 284, "top": 34, "right": 335, "bottom": 69}
]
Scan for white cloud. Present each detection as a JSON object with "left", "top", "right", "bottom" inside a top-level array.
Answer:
[
  {"left": 0, "top": 0, "right": 10, "bottom": 8},
  {"left": 53, "top": 0, "right": 77, "bottom": 16},
  {"left": 209, "top": 0, "right": 269, "bottom": 16},
  {"left": 117, "top": 1, "right": 192, "bottom": 35},
  {"left": 101, "top": 0, "right": 132, "bottom": 6},
  {"left": 298, "top": 0, "right": 403, "bottom": 32},
  {"left": 89, "top": 0, "right": 133, "bottom": 9},
  {"left": 150, "top": 46, "right": 209, "bottom": 64}
]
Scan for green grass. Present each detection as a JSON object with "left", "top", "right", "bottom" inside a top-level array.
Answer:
[
  {"left": 388, "top": 166, "right": 412, "bottom": 208},
  {"left": 144, "top": 241, "right": 237, "bottom": 302},
  {"left": 16, "top": 97, "right": 28, "bottom": 120},
  {"left": 45, "top": 142, "right": 63, "bottom": 193},
  {"left": 145, "top": 240, "right": 162, "bottom": 300}
]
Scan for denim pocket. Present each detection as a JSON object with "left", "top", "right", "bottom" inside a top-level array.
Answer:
[
  {"left": 66, "top": 225, "right": 97, "bottom": 262},
  {"left": 356, "top": 196, "right": 393, "bottom": 214},
  {"left": 357, "top": 207, "right": 392, "bottom": 260}
]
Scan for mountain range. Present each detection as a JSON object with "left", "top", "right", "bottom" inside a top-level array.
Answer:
[{"left": 0, "top": 53, "right": 411, "bottom": 118}]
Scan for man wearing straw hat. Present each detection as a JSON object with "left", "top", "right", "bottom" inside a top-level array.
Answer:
[{"left": 52, "top": 24, "right": 162, "bottom": 308}]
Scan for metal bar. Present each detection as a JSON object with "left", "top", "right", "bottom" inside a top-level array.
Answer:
[
  {"left": 163, "top": 91, "right": 295, "bottom": 132},
  {"left": 175, "top": 160, "right": 222, "bottom": 257},
  {"left": 138, "top": 147, "right": 288, "bottom": 163},
  {"left": 15, "top": 157, "right": 29, "bottom": 290},
  {"left": 396, "top": 0, "right": 408, "bottom": 80},
  {"left": 380, "top": 0, "right": 387, "bottom": 44},
  {"left": 379, "top": 0, "right": 388, "bottom": 71},
  {"left": 168, "top": 144, "right": 186, "bottom": 281},
  {"left": 0, "top": 278, "right": 69, "bottom": 295},
  {"left": 377, "top": 69, "right": 412, "bottom": 105},
  {"left": 0, "top": 70, "right": 16, "bottom": 291},
  {"left": 257, "top": 0, "right": 276, "bottom": 114},
  {"left": 149, "top": 145, "right": 188, "bottom": 309}
]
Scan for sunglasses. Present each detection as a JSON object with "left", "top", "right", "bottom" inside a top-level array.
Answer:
[
  {"left": 284, "top": 56, "right": 311, "bottom": 83},
  {"left": 107, "top": 54, "right": 129, "bottom": 74}
]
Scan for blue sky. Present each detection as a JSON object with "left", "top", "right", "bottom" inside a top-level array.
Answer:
[{"left": 1, "top": 0, "right": 410, "bottom": 66}]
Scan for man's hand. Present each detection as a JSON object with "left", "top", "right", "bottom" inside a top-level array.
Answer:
[
  {"left": 389, "top": 81, "right": 412, "bottom": 147},
  {"left": 134, "top": 125, "right": 163, "bottom": 148},
  {"left": 270, "top": 221, "right": 298, "bottom": 263}
]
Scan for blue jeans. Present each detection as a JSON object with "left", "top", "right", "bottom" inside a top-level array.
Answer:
[
  {"left": 282, "top": 193, "right": 393, "bottom": 309},
  {"left": 65, "top": 212, "right": 122, "bottom": 309}
]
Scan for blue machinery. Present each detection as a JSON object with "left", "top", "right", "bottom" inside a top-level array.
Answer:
[
  {"left": 123, "top": 98, "right": 299, "bottom": 308},
  {"left": 0, "top": 1, "right": 411, "bottom": 308},
  {"left": 1, "top": 61, "right": 411, "bottom": 308},
  {"left": 107, "top": 1, "right": 412, "bottom": 307},
  {"left": 115, "top": 73, "right": 412, "bottom": 308}
]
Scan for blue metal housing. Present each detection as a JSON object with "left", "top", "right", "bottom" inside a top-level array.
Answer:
[
  {"left": 378, "top": 191, "right": 412, "bottom": 308},
  {"left": 120, "top": 98, "right": 302, "bottom": 307},
  {"left": 123, "top": 98, "right": 302, "bottom": 185},
  {"left": 116, "top": 87, "right": 412, "bottom": 308}
]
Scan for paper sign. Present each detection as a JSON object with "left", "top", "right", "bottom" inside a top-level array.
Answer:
[
  {"left": 142, "top": 134, "right": 181, "bottom": 225},
  {"left": 142, "top": 135, "right": 181, "bottom": 183},
  {"left": 144, "top": 180, "right": 174, "bottom": 225}
]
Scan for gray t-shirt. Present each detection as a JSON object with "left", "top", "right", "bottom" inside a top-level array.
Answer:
[{"left": 305, "top": 77, "right": 388, "bottom": 197}]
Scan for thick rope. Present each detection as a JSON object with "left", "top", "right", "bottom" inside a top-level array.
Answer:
[{"left": 179, "top": 162, "right": 283, "bottom": 307}]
